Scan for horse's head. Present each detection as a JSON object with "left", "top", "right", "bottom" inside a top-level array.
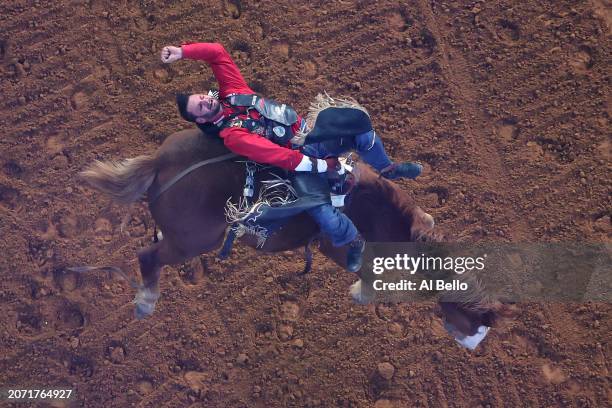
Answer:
[
  {"left": 434, "top": 275, "right": 516, "bottom": 349},
  {"left": 347, "top": 163, "right": 444, "bottom": 243},
  {"left": 437, "top": 299, "right": 498, "bottom": 337},
  {"left": 347, "top": 163, "right": 508, "bottom": 350}
]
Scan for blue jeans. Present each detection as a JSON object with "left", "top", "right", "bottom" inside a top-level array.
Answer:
[
  {"left": 306, "top": 193, "right": 357, "bottom": 247},
  {"left": 301, "top": 130, "right": 392, "bottom": 172},
  {"left": 287, "top": 172, "right": 357, "bottom": 247},
  {"left": 242, "top": 171, "right": 357, "bottom": 247}
]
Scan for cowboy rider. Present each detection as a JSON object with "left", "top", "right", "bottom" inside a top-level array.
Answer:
[{"left": 160, "top": 42, "right": 421, "bottom": 271}]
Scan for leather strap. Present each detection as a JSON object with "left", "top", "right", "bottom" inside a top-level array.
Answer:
[
  {"left": 309, "top": 157, "right": 319, "bottom": 173},
  {"left": 148, "top": 152, "right": 239, "bottom": 203}
]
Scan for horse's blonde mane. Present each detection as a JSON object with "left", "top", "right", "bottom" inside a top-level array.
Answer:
[{"left": 439, "top": 274, "right": 495, "bottom": 314}]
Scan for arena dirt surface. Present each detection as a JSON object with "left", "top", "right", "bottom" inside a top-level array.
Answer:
[{"left": 1, "top": 0, "right": 610, "bottom": 407}]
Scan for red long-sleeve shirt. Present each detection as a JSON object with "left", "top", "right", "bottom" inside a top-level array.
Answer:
[{"left": 181, "top": 42, "right": 305, "bottom": 170}]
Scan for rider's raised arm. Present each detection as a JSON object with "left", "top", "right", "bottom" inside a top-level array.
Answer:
[{"left": 181, "top": 42, "right": 252, "bottom": 98}]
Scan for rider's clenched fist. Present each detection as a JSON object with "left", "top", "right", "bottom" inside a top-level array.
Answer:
[{"left": 161, "top": 46, "right": 182, "bottom": 63}]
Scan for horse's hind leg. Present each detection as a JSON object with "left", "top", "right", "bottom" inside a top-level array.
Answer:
[{"left": 133, "top": 239, "right": 185, "bottom": 319}]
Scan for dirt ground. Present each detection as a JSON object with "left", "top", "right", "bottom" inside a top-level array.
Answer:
[{"left": 0, "top": 0, "right": 610, "bottom": 407}]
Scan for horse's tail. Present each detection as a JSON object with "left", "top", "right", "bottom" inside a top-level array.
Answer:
[{"left": 79, "top": 155, "right": 157, "bottom": 205}]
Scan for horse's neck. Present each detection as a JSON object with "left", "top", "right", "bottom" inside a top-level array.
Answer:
[{"left": 344, "top": 164, "right": 414, "bottom": 242}]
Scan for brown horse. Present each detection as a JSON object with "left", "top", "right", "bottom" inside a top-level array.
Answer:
[{"left": 80, "top": 128, "right": 503, "bottom": 343}]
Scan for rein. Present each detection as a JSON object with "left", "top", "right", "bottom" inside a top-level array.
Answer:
[{"left": 147, "top": 152, "right": 239, "bottom": 203}]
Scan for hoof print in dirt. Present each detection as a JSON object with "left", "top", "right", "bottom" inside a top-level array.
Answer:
[
  {"left": 270, "top": 41, "right": 291, "bottom": 60},
  {"left": 136, "top": 379, "right": 154, "bottom": 396},
  {"left": 496, "top": 118, "right": 519, "bottom": 142},
  {"left": 387, "top": 10, "right": 413, "bottom": 32},
  {"left": 0, "top": 183, "right": 20, "bottom": 210},
  {"left": 56, "top": 303, "right": 86, "bottom": 331},
  {"left": 106, "top": 340, "right": 127, "bottom": 364},
  {"left": 424, "top": 185, "right": 449, "bottom": 206},
  {"left": 416, "top": 152, "right": 445, "bottom": 168},
  {"left": 28, "top": 238, "right": 54, "bottom": 267},
  {"left": 413, "top": 28, "right": 437, "bottom": 55},
  {"left": 53, "top": 268, "right": 82, "bottom": 292},
  {"left": 70, "top": 90, "right": 89, "bottom": 110},
  {"left": 3, "top": 160, "right": 24, "bottom": 178},
  {"left": 569, "top": 46, "right": 594, "bottom": 74},
  {"left": 498, "top": 19, "right": 520, "bottom": 42},
  {"left": 303, "top": 60, "right": 318, "bottom": 78},
  {"left": 16, "top": 305, "right": 44, "bottom": 336},
  {"left": 223, "top": 0, "right": 241, "bottom": 19},
  {"left": 68, "top": 355, "right": 95, "bottom": 378},
  {"left": 231, "top": 40, "right": 252, "bottom": 65},
  {"left": 135, "top": 14, "right": 156, "bottom": 31},
  {"left": 178, "top": 257, "right": 205, "bottom": 285},
  {"left": 153, "top": 66, "right": 173, "bottom": 84}
]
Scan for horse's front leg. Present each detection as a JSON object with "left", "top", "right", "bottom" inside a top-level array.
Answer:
[
  {"left": 410, "top": 206, "right": 435, "bottom": 241},
  {"left": 348, "top": 262, "right": 379, "bottom": 305},
  {"left": 317, "top": 239, "right": 375, "bottom": 304}
]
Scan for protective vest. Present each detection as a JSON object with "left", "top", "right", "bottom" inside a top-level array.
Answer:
[{"left": 219, "top": 93, "right": 299, "bottom": 146}]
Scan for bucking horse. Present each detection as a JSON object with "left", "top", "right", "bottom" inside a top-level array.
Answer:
[{"left": 78, "top": 119, "right": 505, "bottom": 348}]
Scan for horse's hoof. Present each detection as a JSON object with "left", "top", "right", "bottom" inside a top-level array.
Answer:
[
  {"left": 349, "top": 279, "right": 362, "bottom": 301},
  {"left": 134, "top": 302, "right": 156, "bottom": 320},
  {"left": 133, "top": 288, "right": 159, "bottom": 319},
  {"left": 350, "top": 279, "right": 373, "bottom": 305},
  {"left": 422, "top": 212, "right": 435, "bottom": 229}
]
